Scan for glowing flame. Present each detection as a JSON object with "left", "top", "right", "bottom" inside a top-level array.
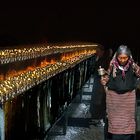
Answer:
[
  {"left": 61, "top": 50, "right": 95, "bottom": 61},
  {"left": 0, "top": 44, "right": 98, "bottom": 103},
  {"left": 0, "top": 75, "right": 4, "bottom": 81},
  {"left": 0, "top": 49, "right": 96, "bottom": 82},
  {"left": 0, "top": 59, "right": 57, "bottom": 81},
  {"left": 40, "top": 59, "right": 56, "bottom": 67}
]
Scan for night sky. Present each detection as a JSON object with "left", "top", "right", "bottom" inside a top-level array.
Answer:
[{"left": 0, "top": 1, "right": 140, "bottom": 52}]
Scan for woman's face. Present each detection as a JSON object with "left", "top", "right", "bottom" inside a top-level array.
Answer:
[{"left": 117, "top": 54, "right": 129, "bottom": 66}]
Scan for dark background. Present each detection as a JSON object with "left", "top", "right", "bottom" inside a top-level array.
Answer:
[{"left": 0, "top": 1, "right": 140, "bottom": 56}]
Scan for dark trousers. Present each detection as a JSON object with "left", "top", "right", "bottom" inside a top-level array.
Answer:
[{"left": 106, "top": 134, "right": 135, "bottom": 140}]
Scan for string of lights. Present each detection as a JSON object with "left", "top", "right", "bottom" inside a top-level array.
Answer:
[{"left": 0, "top": 43, "right": 97, "bottom": 104}]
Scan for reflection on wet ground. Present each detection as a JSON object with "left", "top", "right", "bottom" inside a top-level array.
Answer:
[{"left": 46, "top": 76, "right": 104, "bottom": 140}]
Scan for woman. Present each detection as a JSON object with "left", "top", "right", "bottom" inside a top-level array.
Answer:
[{"left": 101, "top": 45, "right": 140, "bottom": 140}]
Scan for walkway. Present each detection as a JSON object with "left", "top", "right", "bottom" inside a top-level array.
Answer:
[{"left": 45, "top": 76, "right": 104, "bottom": 140}]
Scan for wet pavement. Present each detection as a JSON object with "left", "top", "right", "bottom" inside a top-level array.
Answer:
[{"left": 45, "top": 76, "right": 104, "bottom": 140}]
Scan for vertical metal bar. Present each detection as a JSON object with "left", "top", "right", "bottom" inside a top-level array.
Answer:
[{"left": 0, "top": 106, "right": 4, "bottom": 140}]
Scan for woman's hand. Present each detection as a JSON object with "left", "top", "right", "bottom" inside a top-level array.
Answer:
[{"left": 100, "top": 75, "right": 109, "bottom": 86}]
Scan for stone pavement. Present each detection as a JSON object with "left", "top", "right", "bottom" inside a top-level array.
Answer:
[{"left": 45, "top": 76, "right": 104, "bottom": 140}]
